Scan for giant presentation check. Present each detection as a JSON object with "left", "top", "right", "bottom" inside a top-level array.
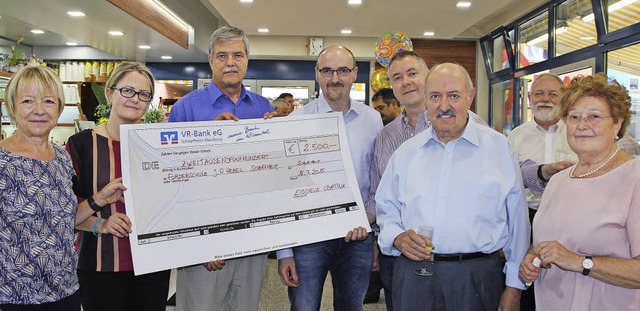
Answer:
[{"left": 120, "top": 114, "right": 370, "bottom": 275}]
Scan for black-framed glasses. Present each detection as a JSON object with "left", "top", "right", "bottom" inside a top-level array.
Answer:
[
  {"left": 111, "top": 86, "right": 153, "bottom": 102},
  {"left": 317, "top": 67, "right": 355, "bottom": 77}
]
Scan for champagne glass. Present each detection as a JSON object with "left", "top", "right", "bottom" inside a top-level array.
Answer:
[{"left": 414, "top": 225, "right": 434, "bottom": 277}]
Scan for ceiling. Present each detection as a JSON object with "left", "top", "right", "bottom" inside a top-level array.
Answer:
[{"left": 0, "top": 0, "right": 547, "bottom": 63}]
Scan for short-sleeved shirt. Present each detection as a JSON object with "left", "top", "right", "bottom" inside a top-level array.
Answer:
[
  {"left": 168, "top": 81, "right": 273, "bottom": 122},
  {"left": 0, "top": 144, "right": 79, "bottom": 304}
]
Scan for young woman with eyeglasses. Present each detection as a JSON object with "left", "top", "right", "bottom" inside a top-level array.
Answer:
[{"left": 66, "top": 62, "right": 170, "bottom": 311}]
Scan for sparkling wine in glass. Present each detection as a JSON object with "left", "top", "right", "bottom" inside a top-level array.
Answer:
[{"left": 414, "top": 225, "right": 434, "bottom": 277}]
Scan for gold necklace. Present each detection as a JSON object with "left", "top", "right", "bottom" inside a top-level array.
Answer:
[{"left": 569, "top": 147, "right": 620, "bottom": 178}]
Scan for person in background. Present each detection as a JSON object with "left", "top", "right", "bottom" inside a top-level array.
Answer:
[
  {"left": 277, "top": 45, "right": 383, "bottom": 311},
  {"left": 168, "top": 26, "right": 275, "bottom": 311},
  {"left": 507, "top": 73, "right": 575, "bottom": 310},
  {"left": 617, "top": 132, "right": 640, "bottom": 156},
  {"left": 0, "top": 66, "right": 125, "bottom": 311},
  {"left": 371, "top": 88, "right": 401, "bottom": 126},
  {"left": 66, "top": 62, "right": 170, "bottom": 311},
  {"left": 272, "top": 98, "right": 289, "bottom": 116},
  {"left": 519, "top": 73, "right": 640, "bottom": 310},
  {"left": 277, "top": 92, "right": 295, "bottom": 115},
  {"left": 376, "top": 63, "right": 529, "bottom": 311}
]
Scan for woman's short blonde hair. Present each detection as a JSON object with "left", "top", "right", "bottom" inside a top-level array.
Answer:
[
  {"left": 560, "top": 73, "right": 631, "bottom": 137},
  {"left": 4, "top": 65, "right": 65, "bottom": 123}
]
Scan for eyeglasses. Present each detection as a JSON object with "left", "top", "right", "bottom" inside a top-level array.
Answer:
[
  {"left": 565, "top": 112, "right": 613, "bottom": 125},
  {"left": 317, "top": 67, "right": 355, "bottom": 77},
  {"left": 111, "top": 86, "right": 153, "bottom": 102}
]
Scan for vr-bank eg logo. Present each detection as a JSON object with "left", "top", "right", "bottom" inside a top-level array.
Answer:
[{"left": 160, "top": 131, "right": 179, "bottom": 145}]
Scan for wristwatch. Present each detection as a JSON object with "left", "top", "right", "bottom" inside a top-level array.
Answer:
[{"left": 582, "top": 256, "right": 594, "bottom": 276}]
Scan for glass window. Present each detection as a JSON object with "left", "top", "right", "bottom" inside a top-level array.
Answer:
[
  {"left": 483, "top": 34, "right": 510, "bottom": 73},
  {"left": 608, "top": 42, "right": 640, "bottom": 140},
  {"left": 490, "top": 80, "right": 515, "bottom": 135},
  {"left": 555, "top": 0, "right": 596, "bottom": 57},
  {"left": 518, "top": 11, "right": 549, "bottom": 68},
  {"left": 606, "top": 0, "right": 640, "bottom": 33},
  {"left": 261, "top": 86, "right": 310, "bottom": 108}
]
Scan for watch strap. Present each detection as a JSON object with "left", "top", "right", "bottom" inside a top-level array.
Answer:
[
  {"left": 582, "top": 256, "right": 593, "bottom": 276},
  {"left": 87, "top": 196, "right": 104, "bottom": 212},
  {"left": 537, "top": 165, "right": 549, "bottom": 183}
]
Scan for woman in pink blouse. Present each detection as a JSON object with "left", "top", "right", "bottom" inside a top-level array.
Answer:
[{"left": 519, "top": 73, "right": 640, "bottom": 310}]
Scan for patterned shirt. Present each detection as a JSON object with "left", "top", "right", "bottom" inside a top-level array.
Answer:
[
  {"left": 0, "top": 144, "right": 79, "bottom": 304},
  {"left": 364, "top": 110, "right": 430, "bottom": 217}
]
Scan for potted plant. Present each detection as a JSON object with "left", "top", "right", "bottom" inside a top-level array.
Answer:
[
  {"left": 6, "top": 36, "right": 26, "bottom": 72},
  {"left": 141, "top": 107, "right": 165, "bottom": 123}
]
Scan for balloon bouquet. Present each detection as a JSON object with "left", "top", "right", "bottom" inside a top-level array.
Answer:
[{"left": 371, "top": 31, "right": 414, "bottom": 92}]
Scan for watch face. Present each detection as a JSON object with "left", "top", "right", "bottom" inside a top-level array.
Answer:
[{"left": 583, "top": 258, "right": 594, "bottom": 269}]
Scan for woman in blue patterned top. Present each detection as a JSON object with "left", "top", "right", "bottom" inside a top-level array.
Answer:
[{"left": 0, "top": 66, "right": 126, "bottom": 311}]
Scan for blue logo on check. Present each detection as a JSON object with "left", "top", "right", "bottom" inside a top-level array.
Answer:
[{"left": 160, "top": 131, "right": 179, "bottom": 145}]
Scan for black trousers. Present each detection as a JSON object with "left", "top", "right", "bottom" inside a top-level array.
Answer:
[
  {"left": 78, "top": 269, "right": 171, "bottom": 311},
  {"left": 392, "top": 252, "right": 504, "bottom": 311},
  {"left": 0, "top": 291, "right": 80, "bottom": 311}
]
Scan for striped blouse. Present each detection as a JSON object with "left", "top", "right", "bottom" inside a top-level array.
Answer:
[{"left": 66, "top": 129, "right": 133, "bottom": 272}]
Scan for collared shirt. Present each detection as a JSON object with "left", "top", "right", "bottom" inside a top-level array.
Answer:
[
  {"left": 276, "top": 96, "right": 383, "bottom": 259},
  {"left": 168, "top": 81, "right": 273, "bottom": 122},
  {"left": 376, "top": 113, "right": 530, "bottom": 289},
  {"left": 508, "top": 120, "right": 574, "bottom": 209},
  {"left": 365, "top": 110, "right": 488, "bottom": 218},
  {"left": 364, "top": 109, "right": 430, "bottom": 217}
]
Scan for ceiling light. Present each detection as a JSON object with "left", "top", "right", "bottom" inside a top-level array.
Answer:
[
  {"left": 258, "top": 28, "right": 269, "bottom": 33},
  {"left": 67, "top": 11, "right": 86, "bottom": 17},
  {"left": 240, "top": 0, "right": 253, "bottom": 2},
  {"left": 556, "top": 26, "right": 568, "bottom": 34},
  {"left": 341, "top": 29, "right": 352, "bottom": 34},
  {"left": 31, "top": 29, "right": 44, "bottom": 34},
  {"left": 109, "top": 31, "right": 124, "bottom": 36},
  {"left": 580, "top": 36, "right": 596, "bottom": 40},
  {"left": 66, "top": 42, "right": 78, "bottom": 46},
  {"left": 423, "top": 31, "right": 435, "bottom": 36},
  {"left": 582, "top": 0, "right": 637, "bottom": 22},
  {"left": 152, "top": 0, "right": 192, "bottom": 30},
  {"left": 139, "top": 45, "right": 151, "bottom": 49},
  {"left": 456, "top": 1, "right": 472, "bottom": 8},
  {"left": 161, "top": 56, "right": 173, "bottom": 60},
  {"left": 348, "top": 0, "right": 362, "bottom": 4}
]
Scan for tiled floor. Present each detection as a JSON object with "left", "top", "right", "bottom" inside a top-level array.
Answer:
[{"left": 166, "top": 258, "right": 387, "bottom": 311}]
